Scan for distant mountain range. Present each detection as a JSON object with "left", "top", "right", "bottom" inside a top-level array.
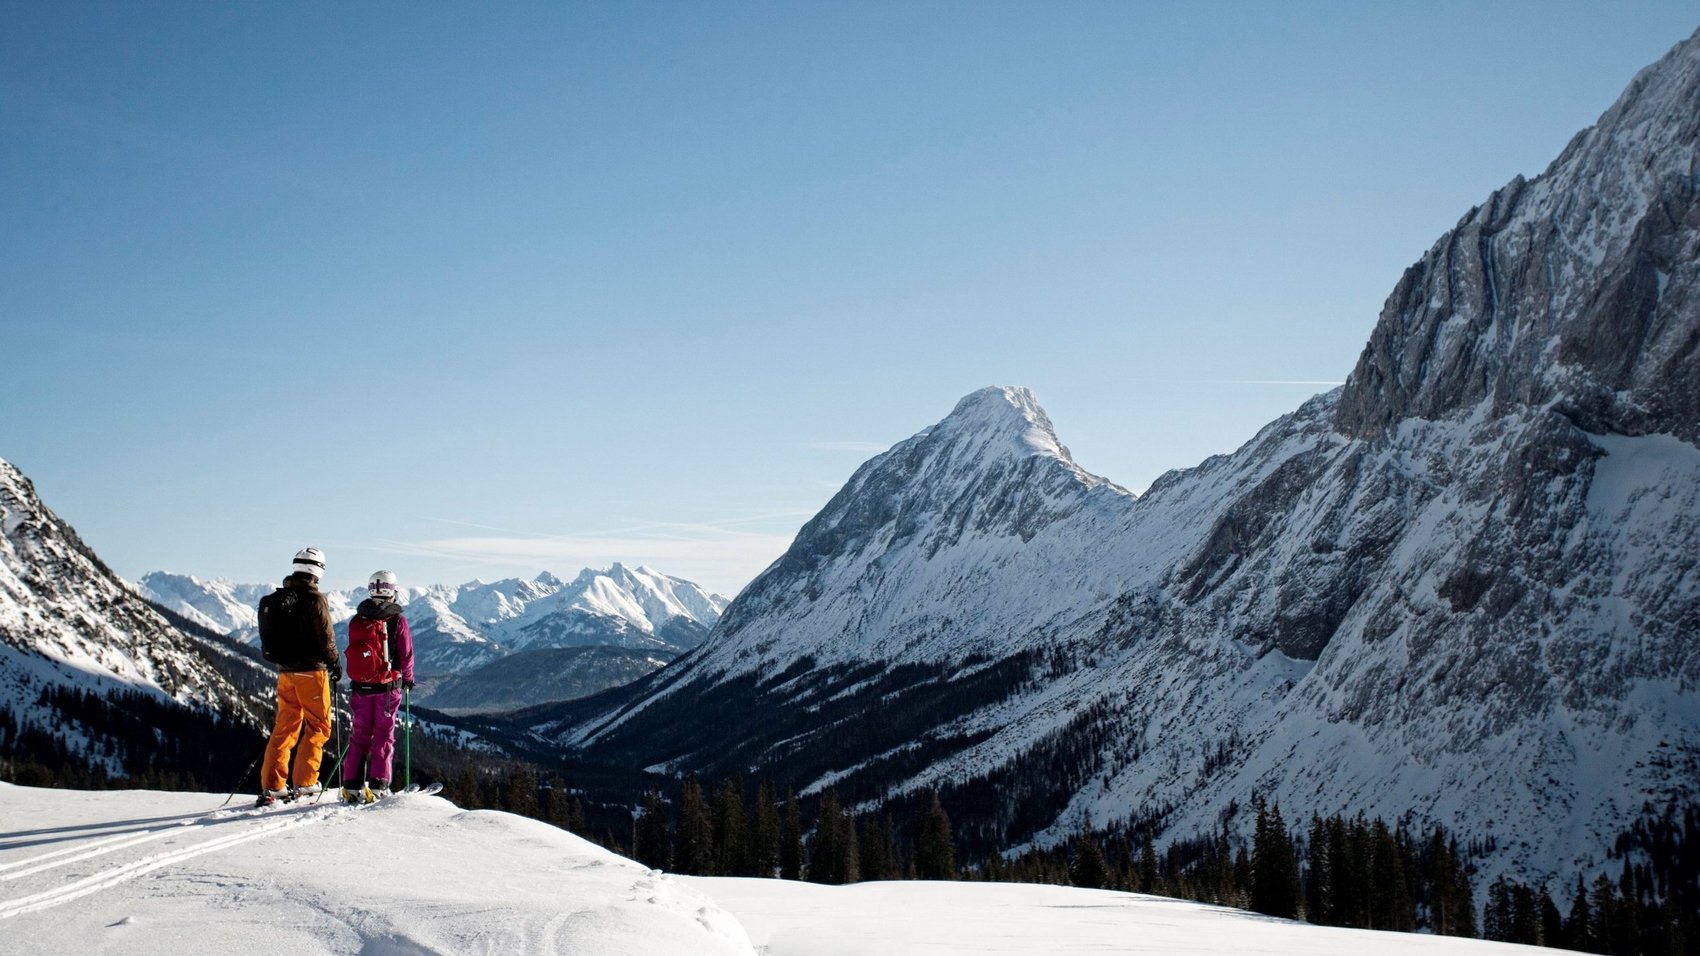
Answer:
[
  {"left": 138, "top": 564, "right": 728, "bottom": 714},
  {"left": 532, "top": 28, "right": 1700, "bottom": 891}
]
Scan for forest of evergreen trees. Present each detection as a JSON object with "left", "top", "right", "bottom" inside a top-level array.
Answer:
[
  {"left": 5, "top": 683, "right": 1694, "bottom": 956},
  {"left": 0, "top": 686, "right": 263, "bottom": 792},
  {"left": 440, "top": 763, "right": 1697, "bottom": 956}
]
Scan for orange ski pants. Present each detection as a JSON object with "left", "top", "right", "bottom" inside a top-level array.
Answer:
[{"left": 262, "top": 670, "right": 332, "bottom": 792}]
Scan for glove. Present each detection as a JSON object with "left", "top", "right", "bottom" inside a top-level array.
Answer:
[
  {"left": 403, "top": 679, "right": 415, "bottom": 691},
  {"left": 329, "top": 664, "right": 342, "bottom": 683}
]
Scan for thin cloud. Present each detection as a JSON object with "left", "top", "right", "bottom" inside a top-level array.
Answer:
[
  {"left": 354, "top": 529, "right": 794, "bottom": 597},
  {"left": 419, "top": 512, "right": 815, "bottom": 540},
  {"left": 375, "top": 511, "right": 820, "bottom": 594},
  {"left": 1200, "top": 379, "right": 1345, "bottom": 386},
  {"left": 802, "top": 441, "right": 891, "bottom": 453},
  {"left": 1121, "top": 377, "right": 1344, "bottom": 387}
]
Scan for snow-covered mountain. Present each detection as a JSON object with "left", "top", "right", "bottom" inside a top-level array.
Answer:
[
  {"left": 0, "top": 458, "right": 269, "bottom": 779},
  {"left": 139, "top": 562, "right": 730, "bottom": 710},
  {"left": 136, "top": 572, "right": 271, "bottom": 636},
  {"left": 543, "top": 28, "right": 1700, "bottom": 893}
]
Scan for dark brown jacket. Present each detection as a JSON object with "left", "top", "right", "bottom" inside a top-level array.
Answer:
[{"left": 275, "top": 572, "right": 341, "bottom": 674}]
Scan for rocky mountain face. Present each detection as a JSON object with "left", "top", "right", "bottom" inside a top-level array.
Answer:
[
  {"left": 0, "top": 457, "right": 270, "bottom": 781},
  {"left": 141, "top": 562, "right": 728, "bottom": 712},
  {"left": 544, "top": 30, "right": 1700, "bottom": 888}
]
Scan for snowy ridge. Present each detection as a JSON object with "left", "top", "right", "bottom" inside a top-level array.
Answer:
[
  {"left": 551, "top": 29, "right": 1700, "bottom": 896},
  {"left": 0, "top": 782, "right": 1561, "bottom": 955},
  {"left": 0, "top": 457, "right": 261, "bottom": 740},
  {"left": 134, "top": 572, "right": 268, "bottom": 635},
  {"left": 143, "top": 563, "right": 730, "bottom": 673},
  {"left": 1336, "top": 27, "right": 1700, "bottom": 441}
]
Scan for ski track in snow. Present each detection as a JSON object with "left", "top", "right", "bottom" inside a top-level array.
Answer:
[{"left": 0, "top": 799, "right": 345, "bottom": 921}]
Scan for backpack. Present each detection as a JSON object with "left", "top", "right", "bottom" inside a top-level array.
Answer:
[
  {"left": 257, "top": 588, "right": 321, "bottom": 664},
  {"left": 346, "top": 615, "right": 401, "bottom": 685}
]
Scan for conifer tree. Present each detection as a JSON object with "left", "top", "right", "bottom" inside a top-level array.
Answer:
[
  {"left": 861, "top": 813, "right": 898, "bottom": 882},
  {"left": 1367, "top": 818, "right": 1412, "bottom": 930},
  {"left": 1538, "top": 890, "right": 1564, "bottom": 948},
  {"left": 713, "top": 777, "right": 751, "bottom": 876},
  {"left": 915, "top": 791, "right": 956, "bottom": 880},
  {"left": 1422, "top": 827, "right": 1459, "bottom": 935},
  {"left": 1138, "top": 832, "right": 1160, "bottom": 894},
  {"left": 676, "top": 774, "right": 714, "bottom": 875},
  {"left": 543, "top": 775, "right": 572, "bottom": 831},
  {"left": 1305, "top": 815, "right": 1331, "bottom": 925},
  {"left": 780, "top": 788, "right": 804, "bottom": 881},
  {"left": 507, "top": 765, "right": 541, "bottom": 819},
  {"left": 1483, "top": 878, "right": 1515, "bottom": 942},
  {"left": 842, "top": 807, "right": 861, "bottom": 884},
  {"left": 1251, "top": 801, "right": 1301, "bottom": 919},
  {"left": 1564, "top": 873, "right": 1594, "bottom": 952},
  {"left": 1069, "top": 831, "right": 1111, "bottom": 890},
  {"left": 448, "top": 769, "right": 481, "bottom": 810},
  {"left": 751, "top": 779, "right": 781, "bottom": 878},
  {"left": 809, "top": 790, "right": 845, "bottom": 884},
  {"left": 1113, "top": 837, "right": 1137, "bottom": 892},
  {"left": 634, "top": 789, "right": 673, "bottom": 870}
]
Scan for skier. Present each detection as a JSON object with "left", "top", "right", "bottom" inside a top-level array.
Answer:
[
  {"left": 340, "top": 570, "right": 415, "bottom": 804},
  {"left": 255, "top": 547, "right": 341, "bottom": 806}
]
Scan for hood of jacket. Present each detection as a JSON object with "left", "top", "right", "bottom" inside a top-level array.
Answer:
[{"left": 355, "top": 597, "right": 403, "bottom": 620}]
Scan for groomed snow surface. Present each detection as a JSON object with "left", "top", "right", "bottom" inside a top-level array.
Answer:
[{"left": 0, "top": 784, "right": 1571, "bottom": 956}]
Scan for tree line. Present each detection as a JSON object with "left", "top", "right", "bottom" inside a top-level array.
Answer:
[
  {"left": 7, "top": 693, "right": 1692, "bottom": 956},
  {"left": 450, "top": 764, "right": 1695, "bottom": 956},
  {"left": 1476, "top": 802, "right": 1697, "bottom": 954},
  {"left": 0, "top": 686, "right": 263, "bottom": 792},
  {"left": 629, "top": 775, "right": 960, "bottom": 883}
]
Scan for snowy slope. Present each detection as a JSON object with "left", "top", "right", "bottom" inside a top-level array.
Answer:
[
  {"left": 0, "top": 457, "right": 266, "bottom": 750},
  {"left": 0, "top": 782, "right": 753, "bottom": 956},
  {"left": 546, "top": 28, "right": 1700, "bottom": 894},
  {"left": 135, "top": 572, "right": 269, "bottom": 636},
  {"left": 0, "top": 783, "right": 1566, "bottom": 956},
  {"left": 688, "top": 878, "right": 1567, "bottom": 956}
]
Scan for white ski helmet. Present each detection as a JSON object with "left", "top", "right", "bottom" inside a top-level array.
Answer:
[
  {"left": 367, "top": 570, "right": 399, "bottom": 600},
  {"left": 292, "top": 547, "right": 326, "bottom": 580}
]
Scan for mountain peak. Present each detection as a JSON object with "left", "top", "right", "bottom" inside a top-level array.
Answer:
[
  {"left": 933, "top": 385, "right": 1069, "bottom": 463},
  {"left": 1336, "top": 27, "right": 1700, "bottom": 441}
]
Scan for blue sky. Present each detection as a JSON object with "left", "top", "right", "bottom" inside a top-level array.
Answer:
[{"left": 3, "top": 2, "right": 1696, "bottom": 596}]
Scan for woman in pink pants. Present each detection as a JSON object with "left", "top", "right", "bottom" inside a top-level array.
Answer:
[{"left": 340, "top": 570, "right": 415, "bottom": 803}]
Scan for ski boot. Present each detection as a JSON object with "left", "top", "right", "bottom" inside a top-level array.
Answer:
[{"left": 255, "top": 788, "right": 291, "bottom": 808}]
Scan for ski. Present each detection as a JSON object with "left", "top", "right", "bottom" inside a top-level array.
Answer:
[{"left": 339, "top": 781, "right": 443, "bottom": 807}]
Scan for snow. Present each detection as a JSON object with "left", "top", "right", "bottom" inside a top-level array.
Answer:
[
  {"left": 0, "top": 783, "right": 751, "bottom": 956},
  {"left": 143, "top": 564, "right": 729, "bottom": 659},
  {"left": 685, "top": 879, "right": 1563, "bottom": 956},
  {"left": 0, "top": 783, "right": 1568, "bottom": 956}
]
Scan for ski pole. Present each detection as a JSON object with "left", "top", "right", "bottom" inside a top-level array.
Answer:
[
  {"left": 317, "top": 685, "right": 351, "bottom": 803},
  {"left": 217, "top": 738, "right": 270, "bottom": 808},
  {"left": 404, "top": 687, "right": 411, "bottom": 790}
]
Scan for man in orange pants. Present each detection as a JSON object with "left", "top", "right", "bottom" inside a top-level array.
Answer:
[{"left": 255, "top": 547, "right": 342, "bottom": 806}]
